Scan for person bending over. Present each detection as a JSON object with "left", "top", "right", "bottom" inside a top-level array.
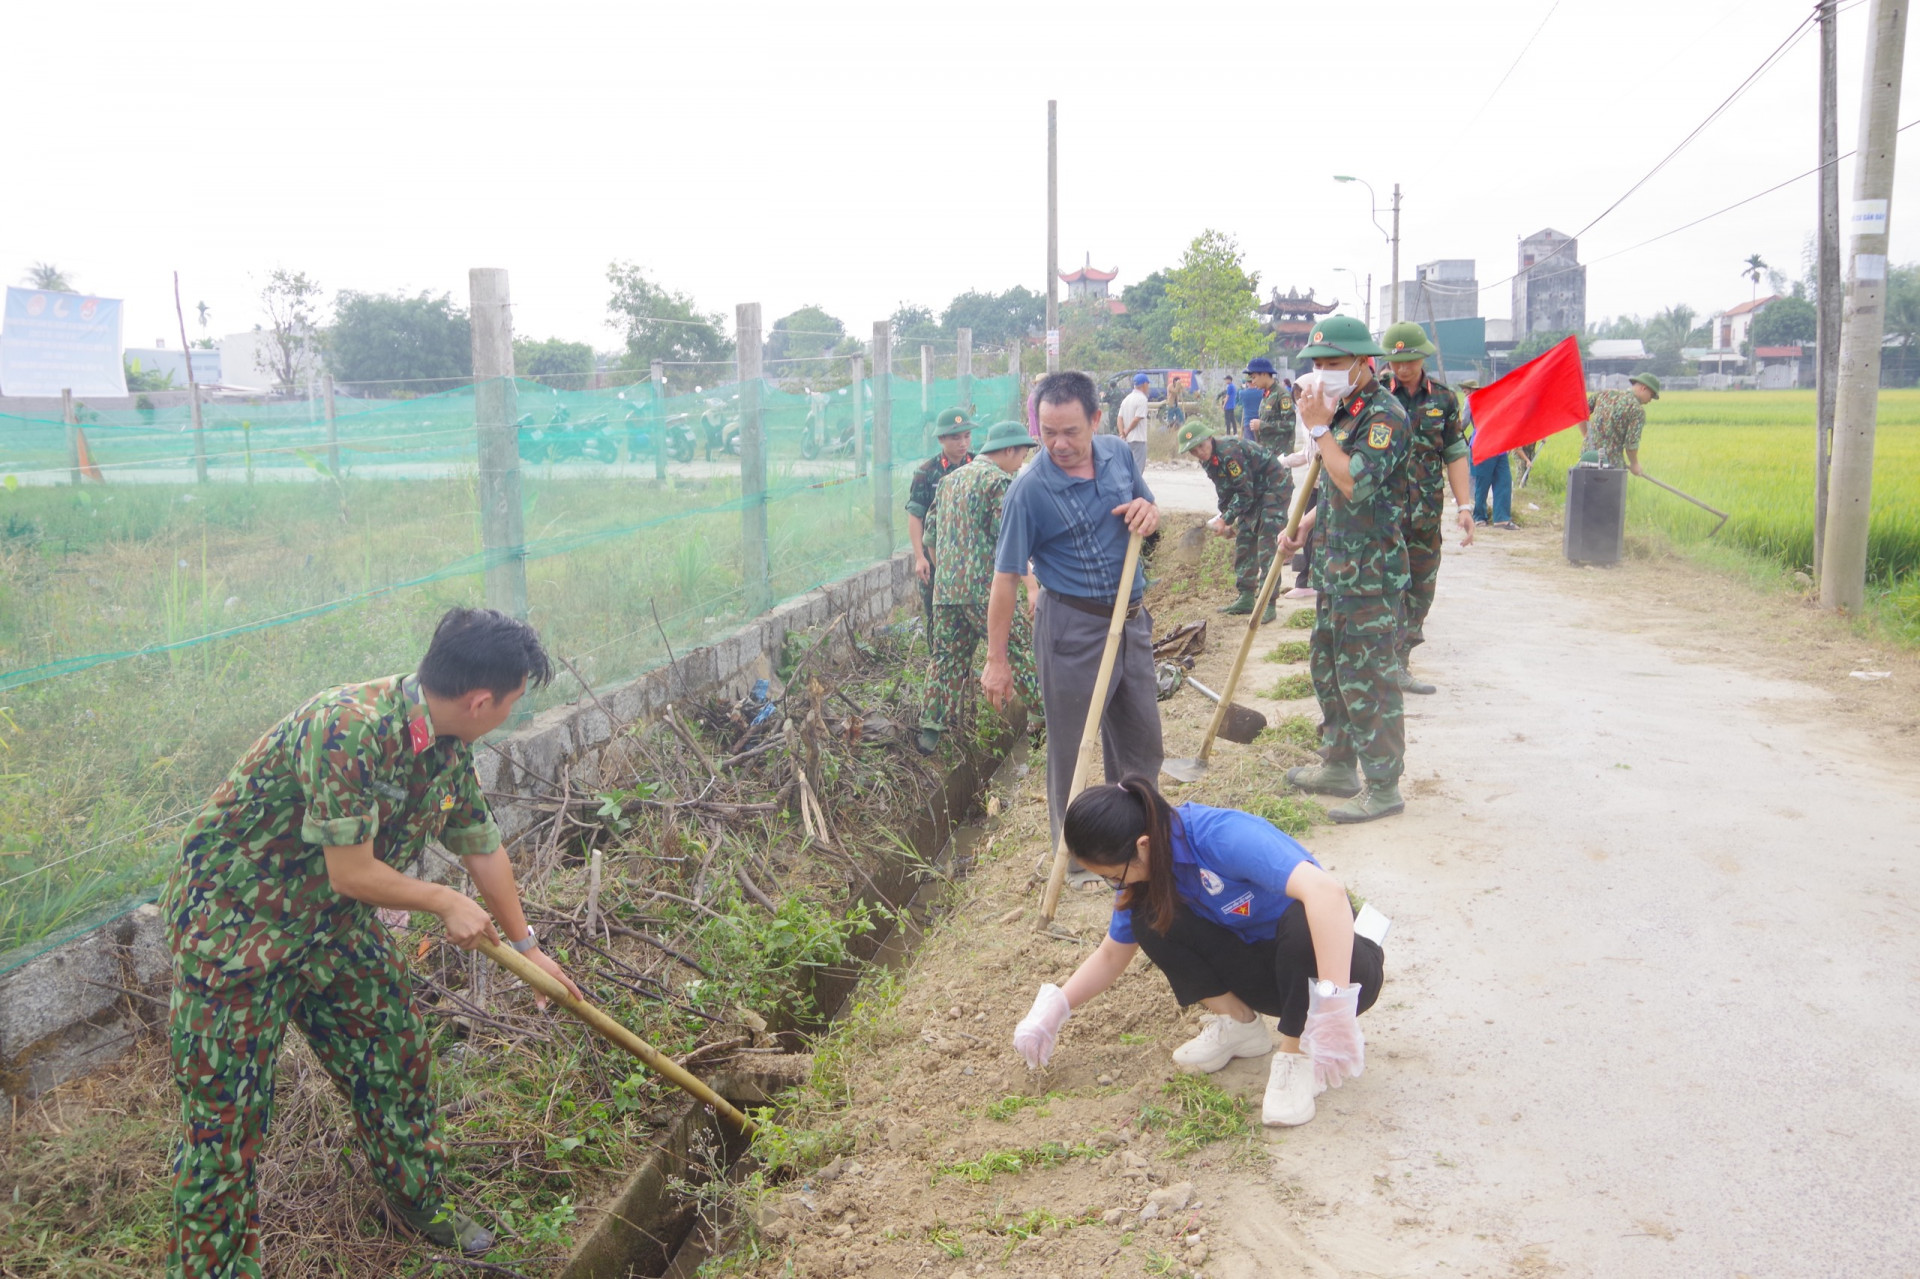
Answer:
[{"left": 1012, "top": 776, "right": 1384, "bottom": 1127}]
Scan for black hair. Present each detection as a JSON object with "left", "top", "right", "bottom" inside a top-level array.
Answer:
[
  {"left": 417, "top": 607, "right": 553, "bottom": 699},
  {"left": 1063, "top": 774, "right": 1179, "bottom": 935},
  {"left": 1034, "top": 370, "right": 1100, "bottom": 425}
]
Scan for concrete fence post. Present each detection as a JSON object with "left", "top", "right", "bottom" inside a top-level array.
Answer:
[
  {"left": 737, "top": 303, "right": 771, "bottom": 614},
  {"left": 650, "top": 358, "right": 668, "bottom": 481},
  {"left": 872, "top": 322, "right": 893, "bottom": 558},
  {"left": 469, "top": 268, "right": 529, "bottom": 619}
]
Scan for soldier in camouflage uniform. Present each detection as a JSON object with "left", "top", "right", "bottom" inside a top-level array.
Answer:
[
  {"left": 918, "top": 421, "right": 1043, "bottom": 754},
  {"left": 1379, "top": 322, "right": 1476, "bottom": 695},
  {"left": 907, "top": 407, "right": 977, "bottom": 620},
  {"left": 1176, "top": 420, "right": 1293, "bottom": 622},
  {"left": 1254, "top": 373, "right": 1298, "bottom": 454},
  {"left": 1276, "top": 316, "right": 1412, "bottom": 824},
  {"left": 162, "top": 608, "right": 579, "bottom": 1276},
  {"left": 1582, "top": 374, "right": 1659, "bottom": 472}
]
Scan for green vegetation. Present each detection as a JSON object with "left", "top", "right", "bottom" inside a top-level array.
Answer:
[
  {"left": 1264, "top": 639, "right": 1309, "bottom": 663},
  {"left": 981, "top": 1093, "right": 1055, "bottom": 1122},
  {"left": 1244, "top": 793, "right": 1325, "bottom": 837},
  {"left": 1285, "top": 609, "right": 1314, "bottom": 629},
  {"left": 1258, "top": 715, "right": 1320, "bottom": 752},
  {"left": 1263, "top": 672, "right": 1315, "bottom": 700},
  {"left": 931, "top": 1141, "right": 1100, "bottom": 1185},
  {"left": 1136, "top": 1073, "right": 1255, "bottom": 1156}
]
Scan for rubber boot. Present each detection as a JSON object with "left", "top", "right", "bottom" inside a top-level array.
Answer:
[
  {"left": 1260, "top": 601, "right": 1277, "bottom": 625},
  {"left": 385, "top": 1199, "right": 495, "bottom": 1255},
  {"left": 1328, "top": 781, "right": 1406, "bottom": 824},
  {"left": 1394, "top": 666, "right": 1436, "bottom": 695},
  {"left": 1285, "top": 761, "right": 1361, "bottom": 798},
  {"left": 914, "top": 727, "right": 942, "bottom": 756},
  {"left": 1219, "top": 591, "right": 1257, "bottom": 615}
]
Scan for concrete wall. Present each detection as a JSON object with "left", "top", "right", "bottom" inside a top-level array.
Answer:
[{"left": 0, "top": 551, "right": 917, "bottom": 1098}]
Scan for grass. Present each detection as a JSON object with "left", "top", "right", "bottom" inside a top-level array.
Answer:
[
  {"left": 1285, "top": 609, "right": 1314, "bottom": 629},
  {"left": 1257, "top": 715, "right": 1320, "bottom": 752},
  {"left": 1528, "top": 388, "right": 1920, "bottom": 642},
  {"left": 930, "top": 1141, "right": 1100, "bottom": 1185},
  {"left": 980, "top": 1093, "right": 1055, "bottom": 1122},
  {"left": 1264, "top": 639, "right": 1309, "bottom": 663},
  {"left": 1263, "top": 673, "right": 1315, "bottom": 700},
  {"left": 1244, "top": 793, "right": 1325, "bottom": 837},
  {"left": 1135, "top": 1073, "right": 1254, "bottom": 1156}
]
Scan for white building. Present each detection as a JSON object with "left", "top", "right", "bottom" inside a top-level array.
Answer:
[{"left": 218, "top": 328, "right": 322, "bottom": 394}]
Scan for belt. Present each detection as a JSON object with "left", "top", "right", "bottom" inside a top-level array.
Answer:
[{"left": 1047, "top": 590, "right": 1142, "bottom": 621}]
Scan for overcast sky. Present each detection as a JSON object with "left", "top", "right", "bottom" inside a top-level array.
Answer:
[{"left": 4, "top": 0, "right": 1915, "bottom": 355}]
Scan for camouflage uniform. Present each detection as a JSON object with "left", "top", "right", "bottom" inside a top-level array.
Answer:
[
  {"left": 1387, "top": 373, "right": 1468, "bottom": 665},
  {"left": 1584, "top": 389, "right": 1645, "bottom": 467},
  {"left": 1254, "top": 384, "right": 1298, "bottom": 454},
  {"left": 1200, "top": 437, "right": 1294, "bottom": 595},
  {"left": 922, "top": 456, "right": 1041, "bottom": 733},
  {"left": 907, "top": 450, "right": 973, "bottom": 618},
  {"left": 1308, "top": 383, "right": 1411, "bottom": 786},
  {"left": 162, "top": 674, "right": 498, "bottom": 1278}
]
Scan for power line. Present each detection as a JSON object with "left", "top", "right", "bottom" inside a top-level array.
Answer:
[{"left": 1464, "top": 0, "right": 1564, "bottom": 129}]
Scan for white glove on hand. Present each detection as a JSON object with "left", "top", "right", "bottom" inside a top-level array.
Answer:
[
  {"left": 1299, "top": 980, "right": 1365, "bottom": 1090},
  {"left": 1013, "top": 983, "right": 1071, "bottom": 1070}
]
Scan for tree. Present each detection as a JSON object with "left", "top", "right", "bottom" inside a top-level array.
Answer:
[
  {"left": 514, "top": 337, "right": 594, "bottom": 391},
  {"left": 606, "top": 262, "right": 732, "bottom": 389},
  {"left": 940, "top": 286, "right": 1045, "bottom": 344},
  {"left": 258, "top": 268, "right": 324, "bottom": 393},
  {"left": 1511, "top": 329, "right": 1583, "bottom": 364},
  {"left": 327, "top": 290, "right": 470, "bottom": 393},
  {"left": 23, "top": 263, "right": 72, "bottom": 292},
  {"left": 1750, "top": 296, "right": 1816, "bottom": 349},
  {"left": 1743, "top": 253, "right": 1768, "bottom": 300},
  {"left": 1119, "top": 271, "right": 1180, "bottom": 366},
  {"left": 123, "top": 357, "right": 175, "bottom": 392},
  {"left": 889, "top": 302, "right": 945, "bottom": 351},
  {"left": 1588, "top": 314, "right": 1646, "bottom": 340},
  {"left": 1644, "top": 303, "right": 1708, "bottom": 375},
  {"left": 1164, "top": 230, "right": 1266, "bottom": 369}
]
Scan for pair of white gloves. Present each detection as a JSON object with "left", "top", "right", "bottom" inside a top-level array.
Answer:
[{"left": 1012, "top": 981, "right": 1366, "bottom": 1089}]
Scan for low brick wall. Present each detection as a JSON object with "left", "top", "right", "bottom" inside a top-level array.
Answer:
[{"left": 0, "top": 552, "right": 916, "bottom": 1097}]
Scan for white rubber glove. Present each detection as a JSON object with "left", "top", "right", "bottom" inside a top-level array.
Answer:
[
  {"left": 1299, "top": 980, "right": 1365, "bottom": 1090},
  {"left": 1013, "top": 983, "right": 1071, "bottom": 1070}
]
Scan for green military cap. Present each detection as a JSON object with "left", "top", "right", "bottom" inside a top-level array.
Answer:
[
  {"left": 1381, "top": 321, "right": 1437, "bottom": 361},
  {"left": 1459, "top": 379, "right": 1482, "bottom": 391},
  {"left": 1298, "top": 314, "right": 1387, "bottom": 358},
  {"left": 1629, "top": 373, "right": 1662, "bottom": 399},
  {"left": 978, "top": 420, "right": 1037, "bottom": 452},
  {"left": 933, "top": 406, "right": 975, "bottom": 436},
  {"left": 1175, "top": 420, "right": 1217, "bottom": 454}
]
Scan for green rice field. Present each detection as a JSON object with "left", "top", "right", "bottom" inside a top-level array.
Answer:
[{"left": 1528, "top": 390, "right": 1920, "bottom": 622}]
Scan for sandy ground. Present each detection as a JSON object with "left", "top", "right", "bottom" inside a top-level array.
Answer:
[{"left": 734, "top": 468, "right": 1920, "bottom": 1279}]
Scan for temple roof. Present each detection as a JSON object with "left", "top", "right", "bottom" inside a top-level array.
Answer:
[
  {"left": 1061, "top": 251, "right": 1118, "bottom": 284},
  {"left": 1260, "top": 286, "right": 1338, "bottom": 317}
]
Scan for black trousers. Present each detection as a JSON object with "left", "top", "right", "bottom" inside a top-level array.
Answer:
[{"left": 1133, "top": 898, "right": 1384, "bottom": 1038}]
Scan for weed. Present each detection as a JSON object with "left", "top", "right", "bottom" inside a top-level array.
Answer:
[
  {"left": 1245, "top": 793, "right": 1325, "bottom": 837},
  {"left": 1258, "top": 714, "right": 1320, "bottom": 752},
  {"left": 691, "top": 894, "right": 876, "bottom": 1025},
  {"left": 1147, "top": 1248, "right": 1182, "bottom": 1275},
  {"left": 981, "top": 1093, "right": 1054, "bottom": 1122},
  {"left": 1286, "top": 609, "right": 1314, "bottom": 629},
  {"left": 1119, "top": 1031, "right": 1151, "bottom": 1045},
  {"left": 1264, "top": 639, "right": 1310, "bottom": 663},
  {"left": 931, "top": 1141, "right": 1099, "bottom": 1184},
  {"left": 1137, "top": 1073, "right": 1255, "bottom": 1155},
  {"left": 928, "top": 1223, "right": 967, "bottom": 1258},
  {"left": 1263, "top": 672, "right": 1315, "bottom": 700}
]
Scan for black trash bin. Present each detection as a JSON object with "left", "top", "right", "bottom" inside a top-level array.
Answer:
[{"left": 1564, "top": 465, "right": 1627, "bottom": 565}]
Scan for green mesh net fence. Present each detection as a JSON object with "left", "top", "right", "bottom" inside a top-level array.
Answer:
[{"left": 0, "top": 369, "right": 1025, "bottom": 972}]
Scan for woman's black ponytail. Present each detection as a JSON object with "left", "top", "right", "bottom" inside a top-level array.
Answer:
[{"left": 1063, "top": 774, "right": 1178, "bottom": 935}]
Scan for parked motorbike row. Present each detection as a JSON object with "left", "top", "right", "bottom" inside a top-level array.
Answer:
[{"left": 514, "top": 390, "right": 874, "bottom": 467}]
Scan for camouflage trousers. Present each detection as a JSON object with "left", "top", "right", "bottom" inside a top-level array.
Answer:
[
  {"left": 1309, "top": 593, "right": 1405, "bottom": 786},
  {"left": 168, "top": 919, "right": 445, "bottom": 1278},
  {"left": 1231, "top": 485, "right": 1294, "bottom": 595},
  {"left": 922, "top": 601, "right": 1041, "bottom": 733},
  {"left": 1397, "top": 520, "right": 1443, "bottom": 665},
  {"left": 1253, "top": 422, "right": 1292, "bottom": 454}
]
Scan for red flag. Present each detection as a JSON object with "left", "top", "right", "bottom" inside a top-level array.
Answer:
[{"left": 1469, "top": 336, "right": 1588, "bottom": 463}]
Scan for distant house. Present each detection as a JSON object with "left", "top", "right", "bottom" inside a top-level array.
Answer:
[
  {"left": 1061, "top": 254, "right": 1125, "bottom": 315},
  {"left": 1382, "top": 259, "right": 1479, "bottom": 326},
  {"left": 218, "top": 328, "right": 322, "bottom": 394},
  {"left": 1754, "top": 344, "right": 1807, "bottom": 389},
  {"left": 1511, "top": 229, "right": 1587, "bottom": 336},
  {"left": 1706, "top": 295, "right": 1779, "bottom": 352},
  {"left": 1587, "top": 339, "right": 1648, "bottom": 375},
  {"left": 124, "top": 343, "right": 222, "bottom": 387}
]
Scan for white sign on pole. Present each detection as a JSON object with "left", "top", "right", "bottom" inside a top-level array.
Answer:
[{"left": 0, "top": 288, "right": 129, "bottom": 397}]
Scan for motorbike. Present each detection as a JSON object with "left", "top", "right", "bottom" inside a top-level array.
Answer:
[
  {"left": 622, "top": 407, "right": 698, "bottom": 463},
  {"left": 799, "top": 393, "right": 867, "bottom": 460},
  {"left": 699, "top": 397, "right": 742, "bottom": 459},
  {"left": 516, "top": 404, "right": 617, "bottom": 464}
]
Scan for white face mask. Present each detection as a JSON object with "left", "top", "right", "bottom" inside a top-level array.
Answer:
[{"left": 1313, "top": 366, "right": 1352, "bottom": 398}]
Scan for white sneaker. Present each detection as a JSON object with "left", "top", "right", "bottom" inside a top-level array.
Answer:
[
  {"left": 1171, "top": 1013, "right": 1271, "bottom": 1074},
  {"left": 1263, "top": 1051, "right": 1316, "bottom": 1127}
]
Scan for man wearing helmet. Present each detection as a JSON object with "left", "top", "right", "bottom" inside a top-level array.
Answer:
[{"left": 1275, "top": 316, "right": 1411, "bottom": 824}]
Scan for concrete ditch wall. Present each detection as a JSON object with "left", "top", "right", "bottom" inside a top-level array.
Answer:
[{"left": 0, "top": 552, "right": 917, "bottom": 1098}]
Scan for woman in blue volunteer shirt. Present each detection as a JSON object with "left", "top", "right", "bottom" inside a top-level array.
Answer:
[{"left": 1013, "top": 775, "right": 1384, "bottom": 1126}]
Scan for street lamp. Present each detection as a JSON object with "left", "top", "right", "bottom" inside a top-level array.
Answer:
[
  {"left": 1333, "top": 267, "right": 1372, "bottom": 332},
  {"left": 1334, "top": 175, "right": 1402, "bottom": 326}
]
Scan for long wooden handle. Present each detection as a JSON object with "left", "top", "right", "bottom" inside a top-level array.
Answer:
[
  {"left": 1636, "top": 471, "right": 1731, "bottom": 533},
  {"left": 1039, "top": 531, "right": 1145, "bottom": 922},
  {"left": 1193, "top": 455, "right": 1323, "bottom": 764},
  {"left": 475, "top": 937, "right": 756, "bottom": 1136}
]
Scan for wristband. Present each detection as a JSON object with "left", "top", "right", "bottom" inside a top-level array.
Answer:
[{"left": 510, "top": 928, "right": 539, "bottom": 954}]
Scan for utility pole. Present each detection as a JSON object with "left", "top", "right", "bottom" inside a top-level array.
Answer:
[
  {"left": 1046, "top": 100, "right": 1059, "bottom": 373},
  {"left": 872, "top": 321, "right": 894, "bottom": 557},
  {"left": 469, "top": 268, "right": 528, "bottom": 619},
  {"left": 1815, "top": 0, "right": 1842, "bottom": 579},
  {"left": 1390, "top": 183, "right": 1402, "bottom": 326},
  {"left": 737, "top": 302, "right": 771, "bottom": 615},
  {"left": 1821, "top": 0, "right": 1907, "bottom": 613}
]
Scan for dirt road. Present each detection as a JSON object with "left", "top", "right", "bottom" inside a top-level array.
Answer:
[{"left": 737, "top": 485, "right": 1920, "bottom": 1279}]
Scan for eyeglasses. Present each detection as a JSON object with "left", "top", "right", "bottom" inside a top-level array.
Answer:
[{"left": 1100, "top": 872, "right": 1127, "bottom": 892}]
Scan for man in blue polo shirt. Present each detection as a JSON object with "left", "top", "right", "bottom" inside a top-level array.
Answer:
[{"left": 984, "top": 371, "right": 1162, "bottom": 880}]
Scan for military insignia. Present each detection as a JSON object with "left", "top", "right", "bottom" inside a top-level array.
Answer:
[
  {"left": 1393, "top": 340, "right": 1407, "bottom": 351},
  {"left": 408, "top": 716, "right": 431, "bottom": 754},
  {"left": 1279, "top": 397, "right": 1293, "bottom": 410},
  {"left": 1311, "top": 330, "right": 1323, "bottom": 344},
  {"left": 1226, "top": 461, "right": 1243, "bottom": 478},
  {"left": 440, "top": 792, "right": 455, "bottom": 812},
  {"left": 1426, "top": 407, "right": 1443, "bottom": 416},
  {"left": 1368, "top": 421, "right": 1392, "bottom": 450},
  {"left": 1223, "top": 892, "right": 1254, "bottom": 918},
  {"left": 1200, "top": 869, "right": 1225, "bottom": 895}
]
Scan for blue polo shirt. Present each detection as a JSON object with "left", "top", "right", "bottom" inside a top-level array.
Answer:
[
  {"left": 995, "top": 434, "right": 1153, "bottom": 602},
  {"left": 1237, "top": 385, "right": 1266, "bottom": 435},
  {"left": 1107, "top": 803, "right": 1319, "bottom": 945}
]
